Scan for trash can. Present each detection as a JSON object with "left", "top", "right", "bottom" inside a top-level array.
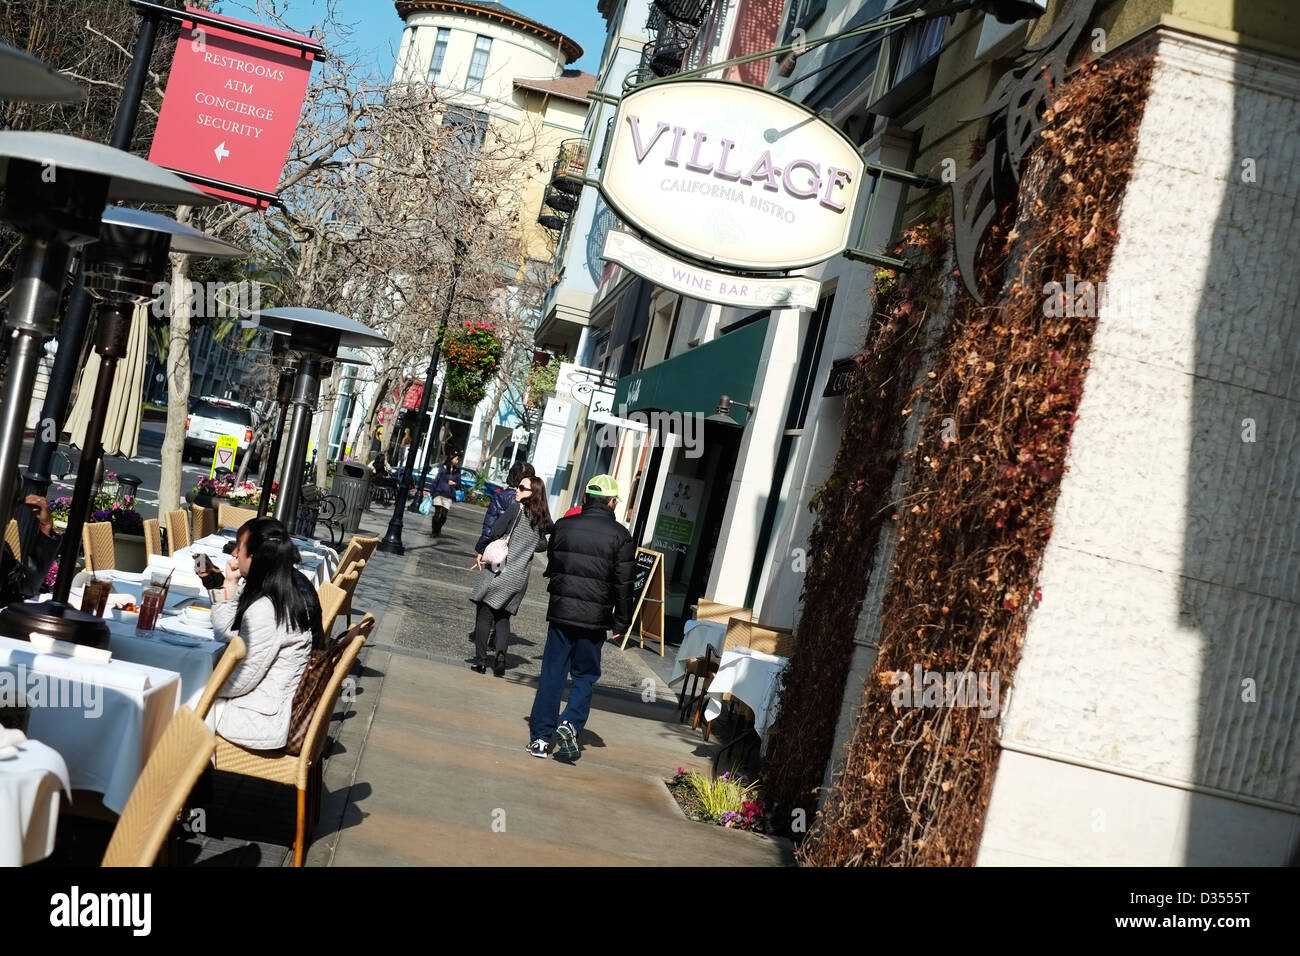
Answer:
[{"left": 329, "top": 462, "right": 371, "bottom": 535}]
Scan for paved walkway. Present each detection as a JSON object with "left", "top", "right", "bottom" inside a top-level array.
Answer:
[
  {"left": 288, "top": 497, "right": 790, "bottom": 866},
  {"left": 300, "top": 498, "right": 790, "bottom": 866}
]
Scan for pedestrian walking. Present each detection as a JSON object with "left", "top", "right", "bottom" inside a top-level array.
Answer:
[
  {"left": 476, "top": 460, "right": 535, "bottom": 552},
  {"left": 526, "top": 474, "right": 634, "bottom": 760},
  {"left": 468, "top": 475, "right": 553, "bottom": 676},
  {"left": 430, "top": 453, "right": 461, "bottom": 537}
]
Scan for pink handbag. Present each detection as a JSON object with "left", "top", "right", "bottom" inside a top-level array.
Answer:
[{"left": 482, "top": 511, "right": 519, "bottom": 572}]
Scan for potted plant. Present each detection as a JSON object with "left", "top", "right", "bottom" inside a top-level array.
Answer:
[
  {"left": 90, "top": 479, "right": 147, "bottom": 572},
  {"left": 442, "top": 321, "right": 504, "bottom": 407}
]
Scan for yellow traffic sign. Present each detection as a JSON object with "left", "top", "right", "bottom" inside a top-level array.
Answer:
[{"left": 210, "top": 434, "right": 239, "bottom": 478}]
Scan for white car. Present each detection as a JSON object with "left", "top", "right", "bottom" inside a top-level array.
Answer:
[{"left": 184, "top": 397, "right": 257, "bottom": 468}]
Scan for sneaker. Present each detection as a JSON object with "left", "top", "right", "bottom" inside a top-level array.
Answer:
[
  {"left": 525, "top": 738, "right": 550, "bottom": 759},
  {"left": 554, "top": 721, "right": 579, "bottom": 760}
]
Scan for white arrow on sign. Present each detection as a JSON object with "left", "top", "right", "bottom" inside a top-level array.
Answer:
[
  {"left": 214, "top": 141, "right": 230, "bottom": 163},
  {"left": 216, "top": 447, "right": 234, "bottom": 468}
]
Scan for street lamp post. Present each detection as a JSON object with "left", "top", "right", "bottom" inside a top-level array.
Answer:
[
  {"left": 409, "top": 375, "right": 448, "bottom": 514},
  {"left": 379, "top": 241, "right": 466, "bottom": 555}
]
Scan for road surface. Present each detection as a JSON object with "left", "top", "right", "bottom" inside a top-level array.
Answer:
[{"left": 21, "top": 422, "right": 261, "bottom": 511}]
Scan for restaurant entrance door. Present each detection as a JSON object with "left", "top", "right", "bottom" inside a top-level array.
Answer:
[{"left": 649, "top": 421, "right": 742, "bottom": 643}]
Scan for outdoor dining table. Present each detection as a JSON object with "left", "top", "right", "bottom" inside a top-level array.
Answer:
[
  {"left": 0, "top": 635, "right": 180, "bottom": 815},
  {"left": 0, "top": 735, "right": 69, "bottom": 865},
  {"left": 60, "top": 574, "right": 227, "bottom": 710},
  {"left": 668, "top": 619, "right": 728, "bottom": 686},
  {"left": 164, "top": 533, "right": 340, "bottom": 588},
  {"left": 702, "top": 647, "right": 790, "bottom": 743}
]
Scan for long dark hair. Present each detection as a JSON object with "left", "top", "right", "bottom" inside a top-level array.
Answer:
[
  {"left": 520, "top": 475, "right": 553, "bottom": 536},
  {"left": 233, "top": 517, "right": 326, "bottom": 650}
]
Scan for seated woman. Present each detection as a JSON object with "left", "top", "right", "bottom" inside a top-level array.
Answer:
[{"left": 209, "top": 517, "right": 324, "bottom": 750}]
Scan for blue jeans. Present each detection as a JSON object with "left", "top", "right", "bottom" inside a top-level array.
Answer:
[{"left": 528, "top": 623, "right": 604, "bottom": 742}]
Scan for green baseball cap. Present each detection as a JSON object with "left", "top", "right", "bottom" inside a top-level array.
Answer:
[{"left": 585, "top": 474, "right": 620, "bottom": 498}]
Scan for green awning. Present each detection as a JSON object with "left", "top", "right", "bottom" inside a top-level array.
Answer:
[{"left": 613, "top": 317, "right": 770, "bottom": 427}]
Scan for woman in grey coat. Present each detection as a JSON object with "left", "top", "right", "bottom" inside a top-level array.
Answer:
[{"left": 469, "top": 475, "right": 553, "bottom": 676}]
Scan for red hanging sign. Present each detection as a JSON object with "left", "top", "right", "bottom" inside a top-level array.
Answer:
[{"left": 148, "top": 8, "right": 316, "bottom": 208}]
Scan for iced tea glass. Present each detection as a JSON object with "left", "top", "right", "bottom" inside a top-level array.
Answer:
[
  {"left": 137, "top": 585, "right": 165, "bottom": 633},
  {"left": 81, "top": 578, "right": 110, "bottom": 618}
]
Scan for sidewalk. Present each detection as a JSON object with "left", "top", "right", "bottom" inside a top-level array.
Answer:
[{"left": 194, "top": 496, "right": 792, "bottom": 866}]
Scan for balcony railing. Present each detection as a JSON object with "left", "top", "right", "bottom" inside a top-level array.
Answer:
[
  {"left": 653, "top": 0, "right": 710, "bottom": 26},
  {"left": 543, "top": 182, "right": 577, "bottom": 215},
  {"left": 643, "top": 18, "right": 697, "bottom": 77},
  {"left": 550, "top": 139, "right": 588, "bottom": 195}
]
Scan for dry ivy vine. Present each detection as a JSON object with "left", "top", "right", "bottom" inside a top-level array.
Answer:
[{"left": 770, "top": 56, "right": 1155, "bottom": 865}]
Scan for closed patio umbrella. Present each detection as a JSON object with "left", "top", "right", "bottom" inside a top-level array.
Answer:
[{"left": 65, "top": 301, "right": 148, "bottom": 457}]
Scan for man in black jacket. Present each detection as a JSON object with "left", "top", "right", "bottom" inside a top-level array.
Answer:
[{"left": 526, "top": 474, "right": 635, "bottom": 760}]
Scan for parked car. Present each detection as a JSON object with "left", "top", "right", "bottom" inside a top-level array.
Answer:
[{"left": 184, "top": 397, "right": 259, "bottom": 469}]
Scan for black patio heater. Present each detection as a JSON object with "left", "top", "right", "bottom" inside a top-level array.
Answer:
[
  {"left": 1, "top": 206, "right": 236, "bottom": 646},
  {"left": 240, "top": 309, "right": 392, "bottom": 530},
  {"left": 0, "top": 42, "right": 85, "bottom": 103}
]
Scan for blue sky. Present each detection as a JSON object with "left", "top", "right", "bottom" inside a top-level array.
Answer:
[{"left": 226, "top": 0, "right": 611, "bottom": 80}]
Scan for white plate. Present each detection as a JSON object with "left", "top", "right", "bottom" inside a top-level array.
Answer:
[{"left": 181, "top": 607, "right": 213, "bottom": 627}]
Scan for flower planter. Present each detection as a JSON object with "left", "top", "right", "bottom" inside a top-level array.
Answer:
[{"left": 114, "top": 532, "right": 147, "bottom": 573}]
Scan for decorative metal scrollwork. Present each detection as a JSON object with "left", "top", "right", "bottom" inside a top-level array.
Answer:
[{"left": 951, "top": 0, "right": 1097, "bottom": 303}]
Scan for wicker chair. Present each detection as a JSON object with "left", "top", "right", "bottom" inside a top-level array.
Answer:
[
  {"left": 335, "top": 534, "right": 379, "bottom": 579},
  {"left": 164, "top": 509, "right": 191, "bottom": 555},
  {"left": 5, "top": 518, "right": 20, "bottom": 562},
  {"left": 688, "top": 617, "right": 755, "bottom": 738},
  {"left": 194, "top": 637, "right": 247, "bottom": 721},
  {"left": 317, "top": 579, "right": 349, "bottom": 638},
  {"left": 81, "top": 521, "right": 116, "bottom": 573},
  {"left": 332, "top": 536, "right": 377, "bottom": 627},
  {"left": 336, "top": 559, "right": 366, "bottom": 628},
  {"left": 676, "top": 602, "right": 752, "bottom": 721},
  {"left": 101, "top": 707, "right": 215, "bottom": 867},
  {"left": 217, "top": 502, "right": 257, "bottom": 532},
  {"left": 143, "top": 518, "right": 164, "bottom": 561},
  {"left": 737, "top": 621, "right": 795, "bottom": 657},
  {"left": 211, "top": 615, "right": 373, "bottom": 866},
  {"left": 191, "top": 504, "right": 216, "bottom": 542}
]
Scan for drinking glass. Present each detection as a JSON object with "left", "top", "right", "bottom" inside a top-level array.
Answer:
[
  {"left": 82, "top": 578, "right": 110, "bottom": 618},
  {"left": 137, "top": 586, "right": 165, "bottom": 633}
]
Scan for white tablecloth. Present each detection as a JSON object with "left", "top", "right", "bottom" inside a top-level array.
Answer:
[
  {"left": 0, "top": 636, "right": 180, "bottom": 814},
  {"left": 0, "top": 737, "right": 69, "bottom": 866},
  {"left": 164, "top": 540, "right": 339, "bottom": 589},
  {"left": 702, "top": 648, "right": 789, "bottom": 741},
  {"left": 102, "top": 614, "right": 225, "bottom": 710},
  {"left": 668, "top": 620, "right": 727, "bottom": 686}
]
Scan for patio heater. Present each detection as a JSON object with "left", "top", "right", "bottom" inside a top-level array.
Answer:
[
  {"left": 0, "top": 42, "right": 85, "bottom": 103},
  {"left": 249, "top": 333, "right": 371, "bottom": 520},
  {"left": 257, "top": 349, "right": 297, "bottom": 519},
  {"left": 0, "top": 131, "right": 208, "bottom": 542},
  {"left": 0, "top": 206, "right": 238, "bottom": 646},
  {"left": 240, "top": 309, "right": 392, "bottom": 529}
]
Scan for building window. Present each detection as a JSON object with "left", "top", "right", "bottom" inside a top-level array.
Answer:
[
  {"left": 893, "top": 16, "right": 946, "bottom": 84},
  {"left": 427, "top": 28, "right": 450, "bottom": 82},
  {"left": 442, "top": 106, "right": 489, "bottom": 152},
  {"left": 466, "top": 34, "right": 492, "bottom": 92}
]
